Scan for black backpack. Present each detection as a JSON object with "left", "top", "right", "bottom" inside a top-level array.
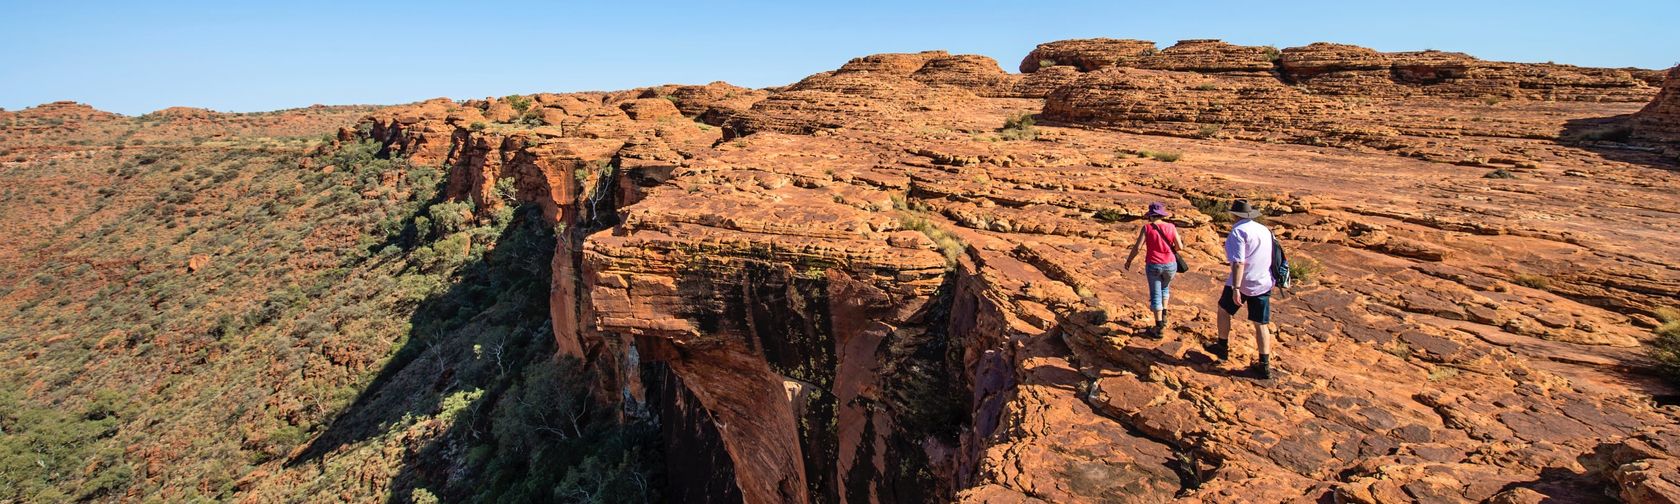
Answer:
[{"left": 1270, "top": 236, "right": 1291, "bottom": 291}]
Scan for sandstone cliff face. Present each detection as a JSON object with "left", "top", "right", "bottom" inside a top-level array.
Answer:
[
  {"left": 352, "top": 39, "right": 1680, "bottom": 504},
  {"left": 1633, "top": 67, "right": 1680, "bottom": 145}
]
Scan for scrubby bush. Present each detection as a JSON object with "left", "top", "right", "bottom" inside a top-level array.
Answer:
[
  {"left": 1650, "top": 308, "right": 1680, "bottom": 383},
  {"left": 1512, "top": 273, "right": 1550, "bottom": 290},
  {"left": 999, "top": 113, "right": 1037, "bottom": 141},
  {"left": 1189, "top": 196, "right": 1235, "bottom": 224},
  {"left": 898, "top": 212, "right": 966, "bottom": 267},
  {"left": 503, "top": 94, "right": 533, "bottom": 114},
  {"left": 1145, "top": 150, "right": 1181, "bottom": 162},
  {"left": 1289, "top": 255, "right": 1324, "bottom": 285},
  {"left": 427, "top": 201, "right": 474, "bottom": 235},
  {"left": 1094, "top": 208, "right": 1127, "bottom": 222}
]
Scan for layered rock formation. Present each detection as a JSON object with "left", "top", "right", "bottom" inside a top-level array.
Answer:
[
  {"left": 1020, "top": 38, "right": 1157, "bottom": 72},
  {"left": 1037, "top": 39, "right": 1666, "bottom": 166},
  {"left": 1023, "top": 38, "right": 1659, "bottom": 103},
  {"left": 1633, "top": 67, "right": 1680, "bottom": 144},
  {"left": 347, "top": 38, "right": 1680, "bottom": 503}
]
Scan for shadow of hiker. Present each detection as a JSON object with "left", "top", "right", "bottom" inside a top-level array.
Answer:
[{"left": 1558, "top": 115, "right": 1679, "bottom": 170}]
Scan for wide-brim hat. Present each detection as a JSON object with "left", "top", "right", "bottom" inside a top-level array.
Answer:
[
  {"left": 1228, "top": 199, "right": 1262, "bottom": 219},
  {"left": 1144, "top": 202, "right": 1170, "bottom": 218}
]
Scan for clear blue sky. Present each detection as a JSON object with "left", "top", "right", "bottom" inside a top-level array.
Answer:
[{"left": 3, "top": 0, "right": 1676, "bottom": 115}]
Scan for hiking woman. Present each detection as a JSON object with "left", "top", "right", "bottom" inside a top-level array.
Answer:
[{"left": 1124, "top": 202, "right": 1183, "bottom": 335}]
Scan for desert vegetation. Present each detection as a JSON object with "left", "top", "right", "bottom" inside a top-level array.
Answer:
[
  {"left": 0, "top": 135, "right": 658, "bottom": 502},
  {"left": 1652, "top": 308, "right": 1680, "bottom": 384},
  {"left": 998, "top": 113, "right": 1038, "bottom": 141}
]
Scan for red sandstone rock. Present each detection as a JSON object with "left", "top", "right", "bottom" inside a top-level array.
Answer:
[
  {"left": 912, "top": 54, "right": 1022, "bottom": 98},
  {"left": 1120, "top": 39, "right": 1278, "bottom": 76},
  {"left": 1633, "top": 67, "right": 1680, "bottom": 144},
  {"left": 1019, "top": 38, "right": 1156, "bottom": 73},
  {"left": 325, "top": 38, "right": 1680, "bottom": 504},
  {"left": 618, "top": 97, "right": 683, "bottom": 121}
]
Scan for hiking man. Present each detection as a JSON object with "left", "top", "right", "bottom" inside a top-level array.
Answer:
[{"left": 1206, "top": 200, "right": 1277, "bottom": 379}]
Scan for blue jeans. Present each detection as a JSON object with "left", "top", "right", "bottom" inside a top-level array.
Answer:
[{"left": 1146, "top": 263, "right": 1176, "bottom": 312}]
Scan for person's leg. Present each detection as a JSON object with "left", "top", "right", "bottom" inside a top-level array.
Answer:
[
  {"left": 1247, "top": 292, "right": 1274, "bottom": 378},
  {"left": 1212, "top": 286, "right": 1235, "bottom": 360},
  {"left": 1158, "top": 267, "right": 1175, "bottom": 325},
  {"left": 1146, "top": 266, "right": 1164, "bottom": 325}
]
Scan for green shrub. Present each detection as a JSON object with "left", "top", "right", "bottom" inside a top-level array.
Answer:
[
  {"left": 1094, "top": 208, "right": 1127, "bottom": 222},
  {"left": 1188, "top": 196, "right": 1235, "bottom": 224},
  {"left": 898, "top": 212, "right": 966, "bottom": 267},
  {"left": 1484, "top": 169, "right": 1516, "bottom": 179},
  {"left": 517, "top": 110, "right": 544, "bottom": 127},
  {"left": 1145, "top": 150, "right": 1181, "bottom": 162},
  {"left": 503, "top": 94, "right": 533, "bottom": 114},
  {"left": 411, "top": 488, "right": 442, "bottom": 504},
  {"left": 1651, "top": 308, "right": 1680, "bottom": 383},
  {"left": 427, "top": 201, "right": 474, "bottom": 235},
  {"left": 999, "top": 113, "right": 1037, "bottom": 141},
  {"left": 1289, "top": 255, "right": 1324, "bottom": 285},
  {"left": 1121, "top": 149, "right": 1182, "bottom": 162}
]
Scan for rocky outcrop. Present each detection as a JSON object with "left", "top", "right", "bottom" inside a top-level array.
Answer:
[
  {"left": 725, "top": 52, "right": 997, "bottom": 137},
  {"left": 348, "top": 38, "right": 1680, "bottom": 504},
  {"left": 911, "top": 54, "right": 1021, "bottom": 98},
  {"left": 640, "top": 82, "right": 769, "bottom": 125},
  {"left": 1020, "top": 38, "right": 1155, "bottom": 72},
  {"left": 581, "top": 132, "right": 984, "bottom": 503},
  {"left": 1042, "top": 67, "right": 1349, "bottom": 141},
  {"left": 1632, "top": 67, "right": 1680, "bottom": 144},
  {"left": 1024, "top": 38, "right": 1659, "bottom": 103},
  {"left": 1041, "top": 46, "right": 1665, "bottom": 165},
  {"left": 1119, "top": 39, "right": 1278, "bottom": 77}
]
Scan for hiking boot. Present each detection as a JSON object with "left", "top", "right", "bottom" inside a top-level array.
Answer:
[
  {"left": 1250, "top": 355, "right": 1276, "bottom": 380},
  {"left": 1205, "top": 339, "right": 1229, "bottom": 361},
  {"left": 1151, "top": 319, "right": 1166, "bottom": 338}
]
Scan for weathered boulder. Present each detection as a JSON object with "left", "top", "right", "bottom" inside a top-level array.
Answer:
[{"left": 1020, "top": 38, "right": 1155, "bottom": 72}]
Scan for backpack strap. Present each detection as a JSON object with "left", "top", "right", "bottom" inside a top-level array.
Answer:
[{"left": 1148, "top": 223, "right": 1179, "bottom": 250}]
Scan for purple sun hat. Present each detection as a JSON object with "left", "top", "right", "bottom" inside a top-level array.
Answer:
[{"left": 1145, "top": 202, "right": 1170, "bottom": 218}]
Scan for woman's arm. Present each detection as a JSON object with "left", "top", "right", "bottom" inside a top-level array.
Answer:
[{"left": 1123, "top": 226, "right": 1145, "bottom": 270}]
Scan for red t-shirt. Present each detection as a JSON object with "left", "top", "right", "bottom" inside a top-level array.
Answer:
[{"left": 1142, "top": 221, "right": 1179, "bottom": 265}]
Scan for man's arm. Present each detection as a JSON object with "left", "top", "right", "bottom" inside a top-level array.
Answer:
[{"left": 1230, "top": 261, "right": 1246, "bottom": 306}]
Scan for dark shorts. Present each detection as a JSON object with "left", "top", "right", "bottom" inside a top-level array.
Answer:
[{"left": 1219, "top": 286, "right": 1271, "bottom": 324}]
